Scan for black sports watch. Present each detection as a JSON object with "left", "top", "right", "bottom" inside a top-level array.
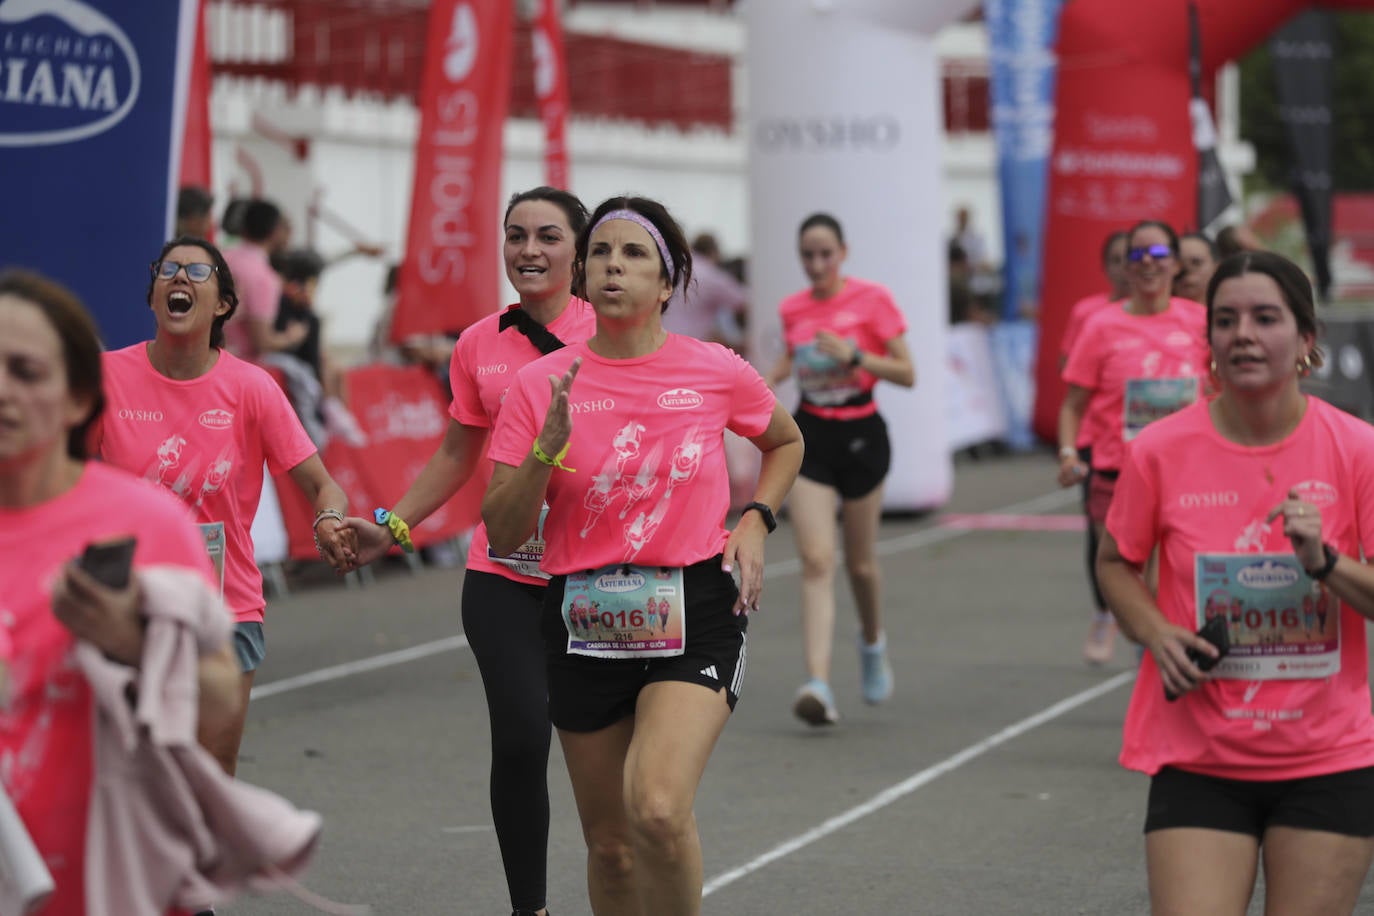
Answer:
[
  {"left": 1307, "top": 543, "right": 1339, "bottom": 581},
  {"left": 742, "top": 501, "right": 777, "bottom": 534}
]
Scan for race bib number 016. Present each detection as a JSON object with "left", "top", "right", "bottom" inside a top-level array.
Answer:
[
  {"left": 1195, "top": 552, "right": 1340, "bottom": 680},
  {"left": 561, "top": 564, "right": 685, "bottom": 659}
]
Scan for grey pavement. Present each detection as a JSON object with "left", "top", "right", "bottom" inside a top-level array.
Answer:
[{"left": 222, "top": 451, "right": 1374, "bottom": 915}]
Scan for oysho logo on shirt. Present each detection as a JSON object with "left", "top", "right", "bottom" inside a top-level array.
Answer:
[
  {"left": 117, "top": 408, "right": 164, "bottom": 422},
  {"left": 1178, "top": 490, "right": 1240, "bottom": 509},
  {"left": 657, "top": 388, "right": 704, "bottom": 410},
  {"left": 198, "top": 409, "right": 234, "bottom": 430},
  {"left": 570, "top": 398, "right": 614, "bottom": 415},
  {"left": 476, "top": 363, "right": 508, "bottom": 376}
]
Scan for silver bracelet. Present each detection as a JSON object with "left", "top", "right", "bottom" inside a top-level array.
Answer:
[{"left": 312, "top": 508, "right": 345, "bottom": 529}]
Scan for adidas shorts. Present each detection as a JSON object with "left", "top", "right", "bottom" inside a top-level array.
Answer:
[{"left": 542, "top": 555, "right": 749, "bottom": 733}]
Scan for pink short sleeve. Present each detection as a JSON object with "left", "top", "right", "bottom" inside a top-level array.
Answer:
[
  {"left": 1062, "top": 318, "right": 1104, "bottom": 391},
  {"left": 727, "top": 353, "right": 777, "bottom": 439},
  {"left": 257, "top": 376, "right": 318, "bottom": 475},
  {"left": 448, "top": 336, "right": 488, "bottom": 427},
  {"left": 871, "top": 286, "right": 907, "bottom": 341},
  {"left": 487, "top": 372, "right": 541, "bottom": 468},
  {"left": 1105, "top": 441, "right": 1160, "bottom": 565}
]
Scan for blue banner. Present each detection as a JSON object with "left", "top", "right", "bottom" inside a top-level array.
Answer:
[
  {"left": 984, "top": 0, "right": 1064, "bottom": 323},
  {"left": 0, "top": 0, "right": 195, "bottom": 349}
]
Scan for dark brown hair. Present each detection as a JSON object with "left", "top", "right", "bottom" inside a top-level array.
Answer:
[
  {"left": 1206, "top": 250, "right": 1324, "bottom": 368},
  {"left": 574, "top": 196, "right": 692, "bottom": 314}
]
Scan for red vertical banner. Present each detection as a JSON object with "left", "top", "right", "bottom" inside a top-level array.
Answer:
[
  {"left": 179, "top": 0, "right": 213, "bottom": 190},
  {"left": 394, "top": 0, "right": 514, "bottom": 342},
  {"left": 532, "top": 0, "right": 571, "bottom": 189}
]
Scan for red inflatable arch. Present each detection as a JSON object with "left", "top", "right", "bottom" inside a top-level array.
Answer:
[{"left": 1032, "top": 0, "right": 1373, "bottom": 441}]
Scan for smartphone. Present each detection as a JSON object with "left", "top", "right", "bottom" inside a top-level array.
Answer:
[
  {"left": 77, "top": 537, "right": 137, "bottom": 590},
  {"left": 1165, "top": 614, "right": 1231, "bottom": 702}
]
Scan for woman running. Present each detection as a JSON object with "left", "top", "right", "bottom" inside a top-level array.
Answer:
[
  {"left": 483, "top": 195, "right": 803, "bottom": 915},
  {"left": 343, "top": 187, "right": 595, "bottom": 916},
  {"left": 1098, "top": 249, "right": 1374, "bottom": 915},
  {"left": 92, "top": 236, "right": 355, "bottom": 777},
  {"left": 1058, "top": 220, "right": 1208, "bottom": 664},
  {"left": 765, "top": 212, "right": 914, "bottom": 726}
]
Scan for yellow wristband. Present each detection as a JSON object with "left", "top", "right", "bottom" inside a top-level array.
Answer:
[
  {"left": 373, "top": 508, "right": 415, "bottom": 554},
  {"left": 532, "top": 439, "right": 577, "bottom": 473}
]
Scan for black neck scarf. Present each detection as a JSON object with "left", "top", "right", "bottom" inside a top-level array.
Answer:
[{"left": 498, "top": 308, "right": 567, "bottom": 355}]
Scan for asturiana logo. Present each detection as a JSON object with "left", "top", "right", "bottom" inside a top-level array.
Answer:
[
  {"left": 595, "top": 571, "right": 646, "bottom": 594},
  {"left": 657, "top": 388, "right": 704, "bottom": 410},
  {"left": 198, "top": 409, "right": 233, "bottom": 430},
  {"left": 1237, "top": 560, "right": 1301, "bottom": 590},
  {"left": 1293, "top": 480, "right": 1338, "bottom": 509},
  {"left": 0, "top": 0, "right": 142, "bottom": 147}
]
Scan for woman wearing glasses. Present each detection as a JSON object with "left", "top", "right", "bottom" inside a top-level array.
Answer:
[
  {"left": 92, "top": 236, "right": 356, "bottom": 779},
  {"left": 1057, "top": 220, "right": 1208, "bottom": 664}
]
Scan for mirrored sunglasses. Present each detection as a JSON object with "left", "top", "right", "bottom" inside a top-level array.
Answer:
[{"left": 1127, "top": 244, "right": 1172, "bottom": 263}]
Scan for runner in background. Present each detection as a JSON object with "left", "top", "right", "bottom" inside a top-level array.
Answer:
[
  {"left": 0, "top": 270, "right": 241, "bottom": 916},
  {"left": 483, "top": 195, "right": 802, "bottom": 916},
  {"left": 765, "top": 213, "right": 915, "bottom": 727},
  {"left": 1175, "top": 231, "right": 1220, "bottom": 304},
  {"left": 1098, "top": 250, "right": 1374, "bottom": 915},
  {"left": 341, "top": 187, "right": 594, "bottom": 916},
  {"left": 220, "top": 200, "right": 307, "bottom": 364},
  {"left": 1056, "top": 230, "right": 1129, "bottom": 660},
  {"left": 92, "top": 236, "right": 355, "bottom": 778},
  {"left": 1058, "top": 220, "right": 1208, "bottom": 665}
]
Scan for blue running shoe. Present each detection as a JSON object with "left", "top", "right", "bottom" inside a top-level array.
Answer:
[
  {"left": 860, "top": 636, "right": 893, "bottom": 704},
  {"left": 793, "top": 678, "right": 839, "bottom": 726}
]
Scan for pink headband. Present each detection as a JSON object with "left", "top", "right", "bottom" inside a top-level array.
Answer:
[{"left": 591, "top": 208, "right": 675, "bottom": 279}]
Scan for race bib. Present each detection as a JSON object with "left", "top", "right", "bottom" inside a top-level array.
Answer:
[
  {"left": 560, "top": 564, "right": 685, "bottom": 659},
  {"left": 1195, "top": 552, "right": 1340, "bottom": 680},
  {"left": 488, "top": 505, "right": 550, "bottom": 580},
  {"left": 794, "top": 341, "right": 862, "bottom": 406},
  {"left": 1123, "top": 377, "right": 1198, "bottom": 441},
  {"left": 199, "top": 521, "right": 226, "bottom": 601}
]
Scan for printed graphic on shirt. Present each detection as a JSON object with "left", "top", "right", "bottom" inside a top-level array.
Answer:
[
  {"left": 579, "top": 421, "right": 704, "bottom": 560},
  {"left": 560, "top": 564, "right": 685, "bottom": 658},
  {"left": 1196, "top": 553, "right": 1340, "bottom": 680}
]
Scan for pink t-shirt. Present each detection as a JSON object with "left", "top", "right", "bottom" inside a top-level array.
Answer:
[
  {"left": 778, "top": 277, "right": 906, "bottom": 410},
  {"left": 94, "top": 344, "right": 317, "bottom": 623},
  {"left": 448, "top": 298, "right": 597, "bottom": 583},
  {"left": 220, "top": 243, "right": 282, "bottom": 363},
  {"left": 1062, "top": 298, "right": 1208, "bottom": 471},
  {"left": 1108, "top": 398, "right": 1374, "bottom": 780},
  {"left": 1059, "top": 292, "right": 1116, "bottom": 450},
  {"left": 0, "top": 463, "right": 216, "bottom": 916},
  {"left": 488, "top": 335, "right": 776, "bottom": 574}
]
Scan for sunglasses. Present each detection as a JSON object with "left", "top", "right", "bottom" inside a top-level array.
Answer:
[
  {"left": 1127, "top": 244, "right": 1172, "bottom": 263},
  {"left": 153, "top": 260, "right": 216, "bottom": 283}
]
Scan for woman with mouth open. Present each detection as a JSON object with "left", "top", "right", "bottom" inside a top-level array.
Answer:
[
  {"left": 1097, "top": 249, "right": 1374, "bottom": 916},
  {"left": 1058, "top": 219, "right": 1209, "bottom": 665},
  {"left": 340, "top": 186, "right": 596, "bottom": 916},
  {"left": 482, "top": 195, "right": 802, "bottom": 915},
  {"left": 90, "top": 236, "right": 356, "bottom": 798}
]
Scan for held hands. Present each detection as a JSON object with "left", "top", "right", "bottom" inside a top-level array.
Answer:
[
  {"left": 1146, "top": 619, "right": 1221, "bottom": 700},
  {"left": 338, "top": 516, "right": 395, "bottom": 569},
  {"left": 814, "top": 330, "right": 859, "bottom": 366},
  {"left": 1266, "top": 488, "right": 1325, "bottom": 572},
  {"left": 52, "top": 563, "right": 145, "bottom": 666},
  {"left": 536, "top": 358, "right": 581, "bottom": 460},
  {"left": 315, "top": 517, "right": 359, "bottom": 572},
  {"left": 722, "top": 513, "right": 767, "bottom": 615}
]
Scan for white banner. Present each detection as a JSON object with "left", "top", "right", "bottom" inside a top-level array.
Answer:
[
  {"left": 746, "top": 0, "right": 976, "bottom": 510},
  {"left": 946, "top": 323, "right": 1010, "bottom": 451}
]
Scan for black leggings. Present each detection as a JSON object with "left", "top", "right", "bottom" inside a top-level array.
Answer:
[
  {"left": 1078, "top": 446, "right": 1106, "bottom": 611},
  {"left": 461, "top": 570, "right": 552, "bottom": 912}
]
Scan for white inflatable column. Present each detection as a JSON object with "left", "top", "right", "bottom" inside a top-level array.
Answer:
[{"left": 746, "top": 0, "right": 972, "bottom": 510}]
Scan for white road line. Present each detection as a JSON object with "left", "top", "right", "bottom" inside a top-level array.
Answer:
[
  {"left": 252, "top": 488, "right": 1079, "bottom": 700},
  {"left": 250, "top": 635, "right": 469, "bottom": 700},
  {"left": 701, "top": 670, "right": 1135, "bottom": 897}
]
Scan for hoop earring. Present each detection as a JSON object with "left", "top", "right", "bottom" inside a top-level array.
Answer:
[
  {"left": 1209, "top": 358, "right": 1218, "bottom": 376},
  {"left": 1299, "top": 352, "right": 1314, "bottom": 377}
]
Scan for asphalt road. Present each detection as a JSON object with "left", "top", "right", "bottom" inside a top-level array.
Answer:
[{"left": 221, "top": 451, "right": 1374, "bottom": 915}]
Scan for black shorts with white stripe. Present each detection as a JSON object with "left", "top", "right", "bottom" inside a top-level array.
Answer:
[{"left": 542, "top": 555, "right": 749, "bottom": 733}]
